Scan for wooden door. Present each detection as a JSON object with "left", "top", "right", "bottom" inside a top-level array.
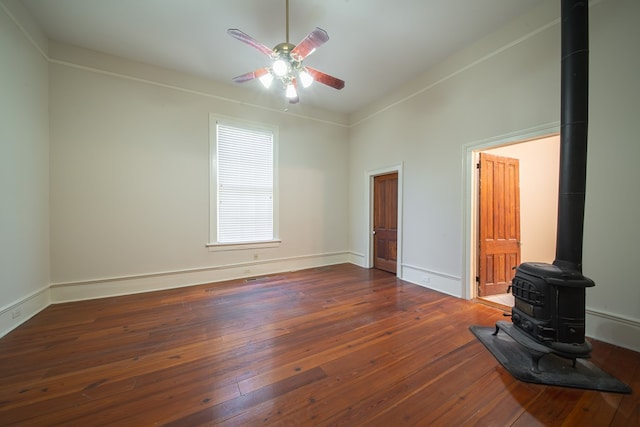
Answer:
[
  {"left": 478, "top": 153, "right": 521, "bottom": 296},
  {"left": 373, "top": 172, "right": 398, "bottom": 274}
]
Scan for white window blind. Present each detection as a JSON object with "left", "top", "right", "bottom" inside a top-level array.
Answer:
[{"left": 216, "top": 123, "right": 274, "bottom": 243}]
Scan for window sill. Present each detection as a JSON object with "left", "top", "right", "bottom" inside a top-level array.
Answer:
[{"left": 206, "top": 240, "right": 282, "bottom": 252}]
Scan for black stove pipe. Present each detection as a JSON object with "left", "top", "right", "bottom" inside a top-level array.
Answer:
[
  {"left": 554, "top": 0, "right": 589, "bottom": 273},
  {"left": 507, "top": 0, "right": 594, "bottom": 356}
]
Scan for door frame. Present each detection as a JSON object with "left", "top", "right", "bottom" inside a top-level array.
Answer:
[
  {"left": 365, "top": 163, "right": 403, "bottom": 277},
  {"left": 462, "top": 124, "right": 559, "bottom": 300}
]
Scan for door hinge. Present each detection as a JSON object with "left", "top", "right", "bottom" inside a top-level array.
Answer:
[
  {"left": 475, "top": 276, "right": 480, "bottom": 282},
  {"left": 476, "top": 162, "right": 481, "bottom": 169}
]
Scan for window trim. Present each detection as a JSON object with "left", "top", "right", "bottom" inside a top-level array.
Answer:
[{"left": 208, "top": 114, "right": 280, "bottom": 249}]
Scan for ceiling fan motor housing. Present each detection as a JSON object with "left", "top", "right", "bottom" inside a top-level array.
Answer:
[{"left": 271, "top": 42, "right": 301, "bottom": 79}]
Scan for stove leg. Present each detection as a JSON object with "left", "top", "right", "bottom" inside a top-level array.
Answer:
[
  {"left": 492, "top": 324, "right": 500, "bottom": 336},
  {"left": 531, "top": 354, "right": 542, "bottom": 373}
]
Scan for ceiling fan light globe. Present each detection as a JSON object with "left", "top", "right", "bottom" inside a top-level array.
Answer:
[
  {"left": 299, "top": 70, "right": 313, "bottom": 88},
  {"left": 272, "top": 59, "right": 289, "bottom": 77},
  {"left": 285, "top": 83, "right": 297, "bottom": 99},
  {"left": 259, "top": 73, "right": 274, "bottom": 88}
]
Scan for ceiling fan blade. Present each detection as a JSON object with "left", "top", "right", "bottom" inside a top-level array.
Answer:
[
  {"left": 227, "top": 29, "right": 273, "bottom": 56},
  {"left": 305, "top": 67, "right": 345, "bottom": 90},
  {"left": 291, "top": 27, "right": 329, "bottom": 60},
  {"left": 232, "top": 67, "right": 269, "bottom": 83}
]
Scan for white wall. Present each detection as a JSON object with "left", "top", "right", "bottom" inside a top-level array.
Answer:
[
  {"left": 0, "top": 0, "right": 50, "bottom": 335},
  {"left": 582, "top": 0, "right": 640, "bottom": 350},
  {"left": 484, "top": 135, "right": 560, "bottom": 264},
  {"left": 350, "top": 0, "right": 561, "bottom": 292},
  {"left": 348, "top": 0, "right": 640, "bottom": 350},
  {"left": 48, "top": 43, "right": 350, "bottom": 300}
]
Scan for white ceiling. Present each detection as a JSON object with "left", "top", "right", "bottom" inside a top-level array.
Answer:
[{"left": 22, "top": 0, "right": 541, "bottom": 114}]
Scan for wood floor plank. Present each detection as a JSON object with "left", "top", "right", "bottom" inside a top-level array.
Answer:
[
  {"left": 0, "top": 264, "right": 637, "bottom": 426},
  {"left": 511, "top": 387, "right": 586, "bottom": 426},
  {"left": 460, "top": 373, "right": 545, "bottom": 427},
  {"left": 357, "top": 344, "right": 503, "bottom": 425},
  {"left": 318, "top": 340, "right": 490, "bottom": 426},
  {"left": 609, "top": 348, "right": 640, "bottom": 427},
  {"left": 260, "top": 325, "right": 474, "bottom": 425}
]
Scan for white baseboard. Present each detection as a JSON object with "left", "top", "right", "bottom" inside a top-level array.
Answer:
[
  {"left": 348, "top": 251, "right": 366, "bottom": 267},
  {"left": 0, "top": 286, "right": 50, "bottom": 338},
  {"left": 401, "top": 264, "right": 462, "bottom": 298},
  {"left": 50, "top": 252, "right": 350, "bottom": 303},
  {"left": 5, "top": 257, "right": 639, "bottom": 354},
  {"left": 586, "top": 308, "right": 640, "bottom": 353}
]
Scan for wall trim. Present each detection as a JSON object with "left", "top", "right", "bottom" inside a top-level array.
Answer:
[
  {"left": 50, "top": 252, "right": 350, "bottom": 303},
  {"left": 50, "top": 58, "right": 348, "bottom": 128},
  {"left": 402, "top": 264, "right": 462, "bottom": 298},
  {"left": 0, "top": 286, "right": 50, "bottom": 338},
  {"left": 351, "top": 16, "right": 561, "bottom": 127},
  {"left": 0, "top": 0, "right": 48, "bottom": 59},
  {"left": 586, "top": 308, "right": 640, "bottom": 353},
  {"left": 348, "top": 251, "right": 366, "bottom": 267},
  {"left": 4, "top": 260, "right": 639, "bottom": 353}
]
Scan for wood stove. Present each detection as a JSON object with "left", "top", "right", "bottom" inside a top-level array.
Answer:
[
  {"left": 511, "top": 262, "right": 594, "bottom": 359},
  {"left": 508, "top": 0, "right": 593, "bottom": 362},
  {"left": 472, "top": 0, "right": 631, "bottom": 393}
]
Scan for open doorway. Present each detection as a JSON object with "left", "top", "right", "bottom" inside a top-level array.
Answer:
[{"left": 473, "top": 134, "right": 560, "bottom": 308}]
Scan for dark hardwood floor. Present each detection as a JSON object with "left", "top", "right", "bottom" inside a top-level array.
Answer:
[{"left": 0, "top": 264, "right": 638, "bottom": 426}]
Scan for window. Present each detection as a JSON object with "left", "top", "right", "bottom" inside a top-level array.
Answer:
[{"left": 209, "top": 116, "right": 279, "bottom": 248}]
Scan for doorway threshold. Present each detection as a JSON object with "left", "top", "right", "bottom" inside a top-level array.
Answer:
[{"left": 476, "top": 293, "right": 514, "bottom": 311}]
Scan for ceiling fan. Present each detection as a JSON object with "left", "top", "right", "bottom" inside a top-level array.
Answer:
[{"left": 228, "top": 0, "right": 345, "bottom": 104}]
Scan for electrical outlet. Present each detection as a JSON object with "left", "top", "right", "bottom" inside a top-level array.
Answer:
[
  {"left": 11, "top": 309, "right": 21, "bottom": 319},
  {"left": 422, "top": 276, "right": 431, "bottom": 284}
]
